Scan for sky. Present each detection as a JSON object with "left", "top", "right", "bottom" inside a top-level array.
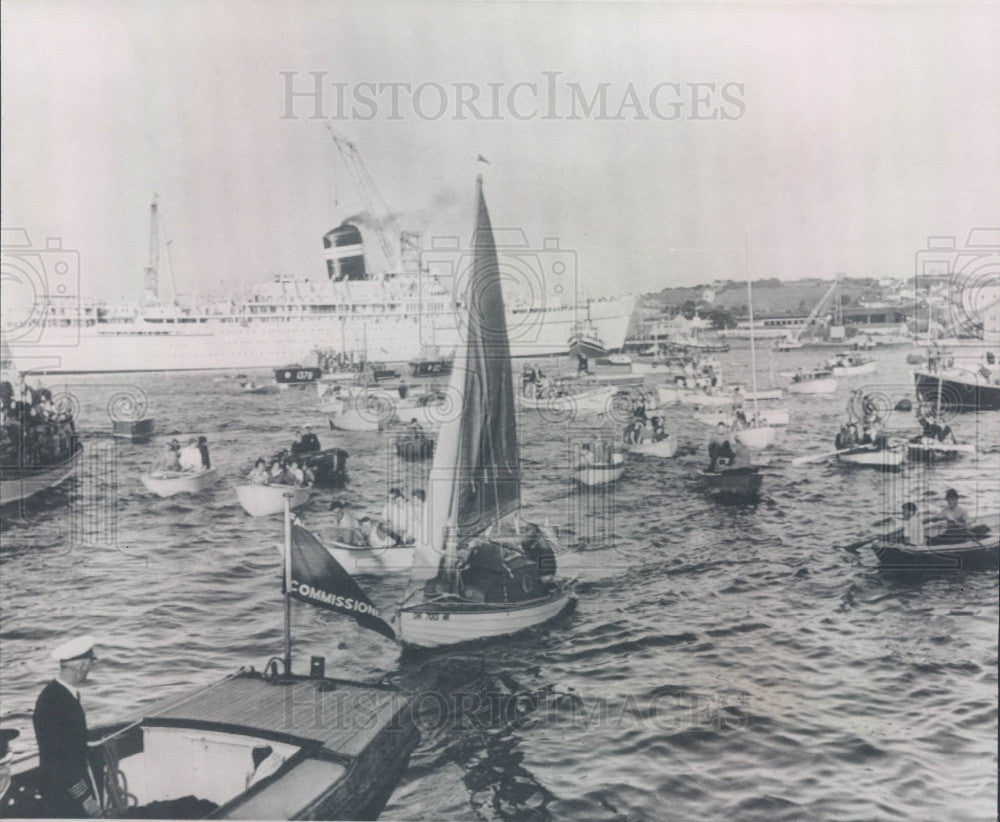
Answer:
[{"left": 2, "top": 0, "right": 998, "bottom": 303}]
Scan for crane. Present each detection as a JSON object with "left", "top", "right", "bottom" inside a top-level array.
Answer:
[
  {"left": 787, "top": 277, "right": 842, "bottom": 345},
  {"left": 326, "top": 125, "right": 400, "bottom": 272}
]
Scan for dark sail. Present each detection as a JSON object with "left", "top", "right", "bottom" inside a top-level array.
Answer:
[
  {"left": 286, "top": 524, "right": 395, "bottom": 640},
  {"left": 453, "top": 176, "right": 521, "bottom": 537}
]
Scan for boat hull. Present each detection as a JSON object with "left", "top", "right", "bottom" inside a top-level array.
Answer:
[
  {"left": 656, "top": 385, "right": 734, "bottom": 407},
  {"left": 870, "top": 538, "right": 999, "bottom": 572},
  {"left": 914, "top": 371, "right": 1000, "bottom": 412},
  {"left": 325, "top": 540, "right": 415, "bottom": 576},
  {"left": 699, "top": 466, "right": 762, "bottom": 499},
  {"left": 787, "top": 377, "right": 838, "bottom": 395},
  {"left": 236, "top": 484, "right": 310, "bottom": 516},
  {"left": 836, "top": 447, "right": 905, "bottom": 471},
  {"left": 398, "top": 587, "right": 575, "bottom": 649},
  {"left": 0, "top": 444, "right": 83, "bottom": 507},
  {"left": 395, "top": 435, "right": 435, "bottom": 461},
  {"left": 905, "top": 441, "right": 975, "bottom": 463},
  {"left": 628, "top": 436, "right": 678, "bottom": 458},
  {"left": 830, "top": 361, "right": 877, "bottom": 377},
  {"left": 736, "top": 425, "right": 778, "bottom": 449},
  {"left": 519, "top": 386, "right": 613, "bottom": 414},
  {"left": 141, "top": 469, "right": 216, "bottom": 497},
  {"left": 575, "top": 462, "right": 625, "bottom": 486}
]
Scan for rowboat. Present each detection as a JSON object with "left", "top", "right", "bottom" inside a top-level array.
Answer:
[
  {"left": 4, "top": 668, "right": 418, "bottom": 820},
  {"left": 327, "top": 393, "right": 397, "bottom": 432},
  {"left": 628, "top": 435, "right": 678, "bottom": 458},
  {"left": 699, "top": 466, "right": 763, "bottom": 500},
  {"left": 787, "top": 370, "right": 838, "bottom": 395},
  {"left": 397, "top": 178, "right": 575, "bottom": 650},
  {"left": 395, "top": 433, "right": 435, "bottom": 461},
  {"left": 141, "top": 468, "right": 216, "bottom": 498},
  {"left": 836, "top": 446, "right": 905, "bottom": 471},
  {"left": 236, "top": 483, "right": 310, "bottom": 516},
  {"left": 735, "top": 425, "right": 778, "bottom": 449},
  {"left": 0, "top": 442, "right": 83, "bottom": 507},
  {"left": 905, "top": 439, "right": 975, "bottom": 463},
  {"left": 518, "top": 385, "right": 613, "bottom": 414},
  {"left": 575, "top": 453, "right": 626, "bottom": 486},
  {"left": 324, "top": 533, "right": 416, "bottom": 576},
  {"left": 398, "top": 583, "right": 574, "bottom": 649},
  {"left": 869, "top": 516, "right": 999, "bottom": 572}
]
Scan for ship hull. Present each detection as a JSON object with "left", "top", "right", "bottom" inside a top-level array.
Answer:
[
  {"left": 914, "top": 371, "right": 1000, "bottom": 412},
  {"left": 17, "top": 297, "right": 637, "bottom": 374}
]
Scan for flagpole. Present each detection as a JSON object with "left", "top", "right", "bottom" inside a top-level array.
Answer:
[{"left": 283, "top": 492, "right": 293, "bottom": 675}]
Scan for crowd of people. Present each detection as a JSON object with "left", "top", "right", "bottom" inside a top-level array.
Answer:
[
  {"left": 0, "top": 379, "right": 77, "bottom": 470},
  {"left": 623, "top": 415, "right": 667, "bottom": 445},
  {"left": 707, "top": 422, "right": 753, "bottom": 472},
  {"left": 576, "top": 440, "right": 623, "bottom": 468},
  {"left": 152, "top": 437, "right": 211, "bottom": 474}
]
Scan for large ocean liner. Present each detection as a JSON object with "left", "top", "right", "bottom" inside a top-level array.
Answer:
[{"left": 9, "top": 196, "right": 636, "bottom": 375}]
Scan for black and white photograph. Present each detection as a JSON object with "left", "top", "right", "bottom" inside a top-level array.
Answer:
[{"left": 1, "top": 1, "right": 998, "bottom": 819}]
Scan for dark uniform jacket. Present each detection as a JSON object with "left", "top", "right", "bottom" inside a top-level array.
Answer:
[{"left": 33, "top": 679, "right": 94, "bottom": 815}]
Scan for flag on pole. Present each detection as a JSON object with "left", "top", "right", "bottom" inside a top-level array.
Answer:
[{"left": 285, "top": 524, "right": 396, "bottom": 640}]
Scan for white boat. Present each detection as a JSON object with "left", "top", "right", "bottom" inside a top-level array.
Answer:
[
  {"left": 787, "top": 370, "right": 838, "bottom": 395},
  {"left": 574, "top": 452, "right": 626, "bottom": 486},
  {"left": 0, "top": 443, "right": 83, "bottom": 507},
  {"left": 905, "top": 439, "right": 975, "bottom": 462},
  {"left": 141, "top": 468, "right": 216, "bottom": 497},
  {"left": 519, "top": 384, "right": 613, "bottom": 414},
  {"left": 628, "top": 435, "right": 678, "bottom": 458},
  {"left": 236, "top": 483, "right": 310, "bottom": 516},
  {"left": 324, "top": 535, "right": 415, "bottom": 576},
  {"left": 736, "top": 387, "right": 785, "bottom": 402},
  {"left": 836, "top": 446, "right": 905, "bottom": 471},
  {"left": 397, "top": 178, "right": 574, "bottom": 650},
  {"left": 241, "top": 381, "right": 285, "bottom": 395},
  {"left": 826, "top": 352, "right": 877, "bottom": 376},
  {"left": 735, "top": 425, "right": 778, "bottom": 450}
]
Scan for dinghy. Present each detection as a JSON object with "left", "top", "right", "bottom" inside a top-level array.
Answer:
[
  {"left": 398, "top": 178, "right": 575, "bottom": 649},
  {"left": 787, "top": 370, "right": 838, "bottom": 395},
  {"left": 869, "top": 516, "right": 999, "bottom": 572},
  {"left": 141, "top": 468, "right": 216, "bottom": 498},
  {"left": 236, "top": 483, "right": 310, "bottom": 516},
  {"left": 241, "top": 380, "right": 285, "bottom": 395},
  {"left": 574, "top": 451, "right": 625, "bottom": 486},
  {"left": 836, "top": 445, "right": 905, "bottom": 471},
  {"left": 328, "top": 398, "right": 394, "bottom": 432},
  {"left": 905, "top": 439, "right": 975, "bottom": 463},
  {"left": 699, "top": 466, "right": 763, "bottom": 500},
  {"left": 324, "top": 528, "right": 415, "bottom": 576},
  {"left": 656, "top": 384, "right": 735, "bottom": 407},
  {"left": 628, "top": 435, "right": 678, "bottom": 458},
  {"left": 518, "top": 384, "right": 613, "bottom": 413}
]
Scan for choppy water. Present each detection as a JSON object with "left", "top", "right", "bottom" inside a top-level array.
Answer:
[{"left": 1, "top": 347, "right": 997, "bottom": 821}]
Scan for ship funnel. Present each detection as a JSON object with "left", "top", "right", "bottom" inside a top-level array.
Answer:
[{"left": 323, "top": 223, "right": 367, "bottom": 281}]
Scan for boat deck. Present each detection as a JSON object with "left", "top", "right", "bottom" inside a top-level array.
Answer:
[{"left": 148, "top": 672, "right": 410, "bottom": 760}]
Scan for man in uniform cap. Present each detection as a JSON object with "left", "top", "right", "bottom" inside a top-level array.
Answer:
[{"left": 33, "top": 636, "right": 101, "bottom": 818}]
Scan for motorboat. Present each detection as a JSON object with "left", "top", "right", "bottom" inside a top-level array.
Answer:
[
  {"left": 236, "top": 483, "right": 310, "bottom": 516},
  {"left": 141, "top": 468, "right": 216, "bottom": 498},
  {"left": 787, "top": 370, "right": 838, "bottom": 395},
  {"left": 825, "top": 352, "right": 877, "bottom": 377},
  {"left": 0, "top": 442, "right": 83, "bottom": 508}
]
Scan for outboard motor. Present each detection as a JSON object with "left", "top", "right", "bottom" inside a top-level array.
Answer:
[{"left": 323, "top": 223, "right": 367, "bottom": 281}]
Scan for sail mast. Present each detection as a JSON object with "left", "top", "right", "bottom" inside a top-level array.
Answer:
[
  {"left": 744, "top": 237, "right": 760, "bottom": 421},
  {"left": 282, "top": 493, "right": 293, "bottom": 673}
]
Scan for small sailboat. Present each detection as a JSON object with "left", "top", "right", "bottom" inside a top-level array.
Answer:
[
  {"left": 141, "top": 468, "right": 216, "bottom": 498},
  {"left": 737, "top": 243, "right": 779, "bottom": 450},
  {"left": 397, "top": 178, "right": 575, "bottom": 650},
  {"left": 236, "top": 483, "right": 310, "bottom": 516}
]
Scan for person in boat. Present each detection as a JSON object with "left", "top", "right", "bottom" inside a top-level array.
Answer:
[
  {"left": 623, "top": 419, "right": 645, "bottom": 446},
  {"left": 154, "top": 440, "right": 182, "bottom": 473},
  {"left": 290, "top": 428, "right": 305, "bottom": 456},
  {"left": 179, "top": 437, "right": 202, "bottom": 471},
  {"left": 248, "top": 458, "right": 269, "bottom": 485},
  {"left": 933, "top": 488, "right": 971, "bottom": 533},
  {"left": 577, "top": 442, "right": 596, "bottom": 468},
  {"left": 287, "top": 459, "right": 306, "bottom": 488},
  {"left": 359, "top": 517, "right": 396, "bottom": 549},
  {"left": 403, "top": 489, "right": 426, "bottom": 543},
  {"left": 900, "top": 502, "right": 926, "bottom": 547},
  {"left": 650, "top": 416, "right": 667, "bottom": 442},
  {"left": 935, "top": 419, "right": 956, "bottom": 445},
  {"left": 708, "top": 422, "right": 734, "bottom": 471},
  {"left": 33, "top": 636, "right": 101, "bottom": 819},
  {"left": 729, "top": 434, "right": 753, "bottom": 470},
  {"left": 329, "top": 499, "right": 360, "bottom": 531},
  {"left": 397, "top": 380, "right": 409, "bottom": 399},
  {"left": 408, "top": 417, "right": 425, "bottom": 436},
  {"left": 382, "top": 487, "right": 407, "bottom": 533},
  {"left": 835, "top": 424, "right": 851, "bottom": 450},
  {"left": 197, "top": 436, "right": 211, "bottom": 469}
]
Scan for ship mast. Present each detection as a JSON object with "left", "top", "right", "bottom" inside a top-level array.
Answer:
[{"left": 143, "top": 196, "right": 160, "bottom": 303}]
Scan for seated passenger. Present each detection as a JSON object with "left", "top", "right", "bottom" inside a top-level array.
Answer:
[
  {"left": 179, "top": 437, "right": 202, "bottom": 471},
  {"left": 936, "top": 487, "right": 970, "bottom": 531},
  {"left": 248, "top": 458, "right": 269, "bottom": 485},
  {"left": 900, "top": 501, "right": 925, "bottom": 547}
]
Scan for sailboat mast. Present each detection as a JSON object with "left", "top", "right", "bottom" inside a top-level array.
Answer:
[
  {"left": 282, "top": 493, "right": 293, "bottom": 674},
  {"left": 744, "top": 238, "right": 760, "bottom": 420}
]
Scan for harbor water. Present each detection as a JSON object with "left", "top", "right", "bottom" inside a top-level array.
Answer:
[{"left": 1, "top": 346, "right": 997, "bottom": 820}]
